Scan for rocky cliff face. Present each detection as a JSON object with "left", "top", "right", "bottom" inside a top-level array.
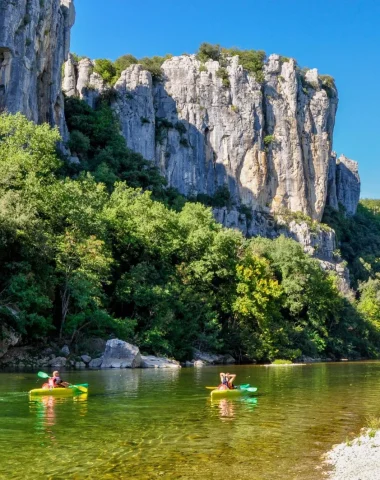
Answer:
[
  {"left": 0, "top": 0, "right": 75, "bottom": 137},
  {"left": 327, "top": 153, "right": 361, "bottom": 215},
  {"left": 64, "top": 53, "right": 342, "bottom": 221}
]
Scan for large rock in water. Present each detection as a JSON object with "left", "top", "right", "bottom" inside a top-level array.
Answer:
[
  {"left": 0, "top": 325, "right": 21, "bottom": 358},
  {"left": 140, "top": 355, "right": 181, "bottom": 369},
  {"left": 101, "top": 339, "right": 141, "bottom": 368}
]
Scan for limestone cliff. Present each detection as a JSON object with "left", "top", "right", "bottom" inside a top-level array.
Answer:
[
  {"left": 327, "top": 153, "right": 361, "bottom": 216},
  {"left": 64, "top": 53, "right": 341, "bottom": 221},
  {"left": 0, "top": 0, "right": 75, "bottom": 137}
]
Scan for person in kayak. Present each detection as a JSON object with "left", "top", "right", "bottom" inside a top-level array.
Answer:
[
  {"left": 48, "top": 371, "right": 68, "bottom": 388},
  {"left": 218, "top": 372, "right": 236, "bottom": 390}
]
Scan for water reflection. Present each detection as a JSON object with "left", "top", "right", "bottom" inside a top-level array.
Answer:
[
  {"left": 211, "top": 396, "right": 258, "bottom": 421},
  {"left": 217, "top": 399, "right": 235, "bottom": 420},
  {"left": 29, "top": 394, "right": 88, "bottom": 441},
  {"left": 97, "top": 367, "right": 181, "bottom": 397}
]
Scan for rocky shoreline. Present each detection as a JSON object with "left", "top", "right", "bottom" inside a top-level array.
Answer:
[
  {"left": 325, "top": 429, "right": 380, "bottom": 480},
  {"left": 0, "top": 325, "right": 356, "bottom": 370},
  {"left": 0, "top": 327, "right": 237, "bottom": 369}
]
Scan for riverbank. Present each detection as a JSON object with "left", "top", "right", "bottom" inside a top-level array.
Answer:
[
  {"left": 0, "top": 336, "right": 237, "bottom": 370},
  {"left": 325, "top": 427, "right": 380, "bottom": 479}
]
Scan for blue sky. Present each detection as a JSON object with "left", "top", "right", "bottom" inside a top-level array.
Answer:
[{"left": 71, "top": 0, "right": 379, "bottom": 198}]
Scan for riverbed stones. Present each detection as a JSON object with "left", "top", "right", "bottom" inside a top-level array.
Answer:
[
  {"left": 325, "top": 429, "right": 380, "bottom": 480},
  {"left": 101, "top": 339, "right": 141, "bottom": 368},
  {"left": 140, "top": 355, "right": 181, "bottom": 369}
]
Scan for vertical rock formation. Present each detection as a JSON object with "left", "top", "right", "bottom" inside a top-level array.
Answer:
[
  {"left": 327, "top": 153, "right": 361, "bottom": 216},
  {"left": 63, "top": 53, "right": 339, "bottom": 221},
  {"left": 62, "top": 55, "right": 107, "bottom": 108},
  {"left": 0, "top": 0, "right": 75, "bottom": 136}
]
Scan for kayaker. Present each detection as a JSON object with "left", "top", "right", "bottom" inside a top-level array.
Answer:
[
  {"left": 226, "top": 372, "right": 236, "bottom": 389},
  {"left": 218, "top": 372, "right": 236, "bottom": 390},
  {"left": 48, "top": 371, "right": 68, "bottom": 389}
]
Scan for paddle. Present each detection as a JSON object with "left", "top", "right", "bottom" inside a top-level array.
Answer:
[
  {"left": 241, "top": 387, "right": 257, "bottom": 393},
  {"left": 37, "top": 372, "right": 88, "bottom": 393}
]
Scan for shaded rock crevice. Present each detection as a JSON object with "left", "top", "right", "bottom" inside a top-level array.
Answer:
[{"left": 0, "top": 0, "right": 75, "bottom": 138}]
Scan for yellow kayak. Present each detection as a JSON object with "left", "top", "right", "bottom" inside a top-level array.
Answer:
[
  {"left": 210, "top": 386, "right": 257, "bottom": 399},
  {"left": 211, "top": 389, "right": 247, "bottom": 400},
  {"left": 29, "top": 385, "right": 87, "bottom": 396}
]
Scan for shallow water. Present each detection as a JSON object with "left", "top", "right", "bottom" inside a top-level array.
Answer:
[{"left": 1, "top": 362, "right": 380, "bottom": 479}]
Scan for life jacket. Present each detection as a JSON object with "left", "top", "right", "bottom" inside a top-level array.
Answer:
[{"left": 221, "top": 375, "right": 229, "bottom": 386}]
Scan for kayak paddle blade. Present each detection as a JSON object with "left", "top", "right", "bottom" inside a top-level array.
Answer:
[
  {"left": 69, "top": 384, "right": 88, "bottom": 393},
  {"left": 206, "top": 386, "right": 218, "bottom": 390},
  {"left": 37, "top": 371, "right": 50, "bottom": 379}
]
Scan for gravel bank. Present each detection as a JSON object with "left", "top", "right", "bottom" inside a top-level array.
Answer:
[{"left": 325, "top": 430, "right": 380, "bottom": 480}]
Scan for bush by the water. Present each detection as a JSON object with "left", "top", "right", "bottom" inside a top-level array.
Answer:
[{"left": 0, "top": 112, "right": 379, "bottom": 362}]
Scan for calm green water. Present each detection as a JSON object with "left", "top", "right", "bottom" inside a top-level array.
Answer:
[{"left": 1, "top": 363, "right": 380, "bottom": 479}]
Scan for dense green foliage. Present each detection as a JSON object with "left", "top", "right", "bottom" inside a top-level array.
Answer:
[
  {"left": 93, "top": 59, "right": 118, "bottom": 86},
  {"left": 323, "top": 201, "right": 380, "bottom": 286},
  {"left": 1, "top": 112, "right": 379, "bottom": 362},
  {"left": 92, "top": 43, "right": 267, "bottom": 87},
  {"left": 323, "top": 200, "right": 380, "bottom": 355},
  {"left": 94, "top": 54, "right": 173, "bottom": 85},
  {"left": 64, "top": 96, "right": 179, "bottom": 201}
]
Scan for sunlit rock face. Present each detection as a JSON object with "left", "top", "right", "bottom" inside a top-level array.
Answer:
[
  {"left": 0, "top": 0, "right": 75, "bottom": 137},
  {"left": 64, "top": 53, "right": 340, "bottom": 221}
]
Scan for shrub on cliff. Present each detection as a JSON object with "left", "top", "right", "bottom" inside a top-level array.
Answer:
[
  {"left": 114, "top": 54, "right": 138, "bottom": 77},
  {"left": 222, "top": 47, "right": 266, "bottom": 83},
  {"left": 93, "top": 58, "right": 118, "bottom": 86},
  {"left": 196, "top": 42, "right": 221, "bottom": 62},
  {"left": 113, "top": 53, "right": 172, "bottom": 81}
]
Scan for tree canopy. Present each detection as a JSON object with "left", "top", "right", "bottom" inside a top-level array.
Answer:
[{"left": 1, "top": 111, "right": 379, "bottom": 362}]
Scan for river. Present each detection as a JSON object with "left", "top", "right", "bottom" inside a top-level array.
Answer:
[{"left": 1, "top": 362, "right": 380, "bottom": 479}]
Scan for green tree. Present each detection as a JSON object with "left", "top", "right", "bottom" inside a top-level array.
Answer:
[
  {"left": 93, "top": 58, "right": 118, "bottom": 85},
  {"left": 114, "top": 54, "right": 138, "bottom": 77}
]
